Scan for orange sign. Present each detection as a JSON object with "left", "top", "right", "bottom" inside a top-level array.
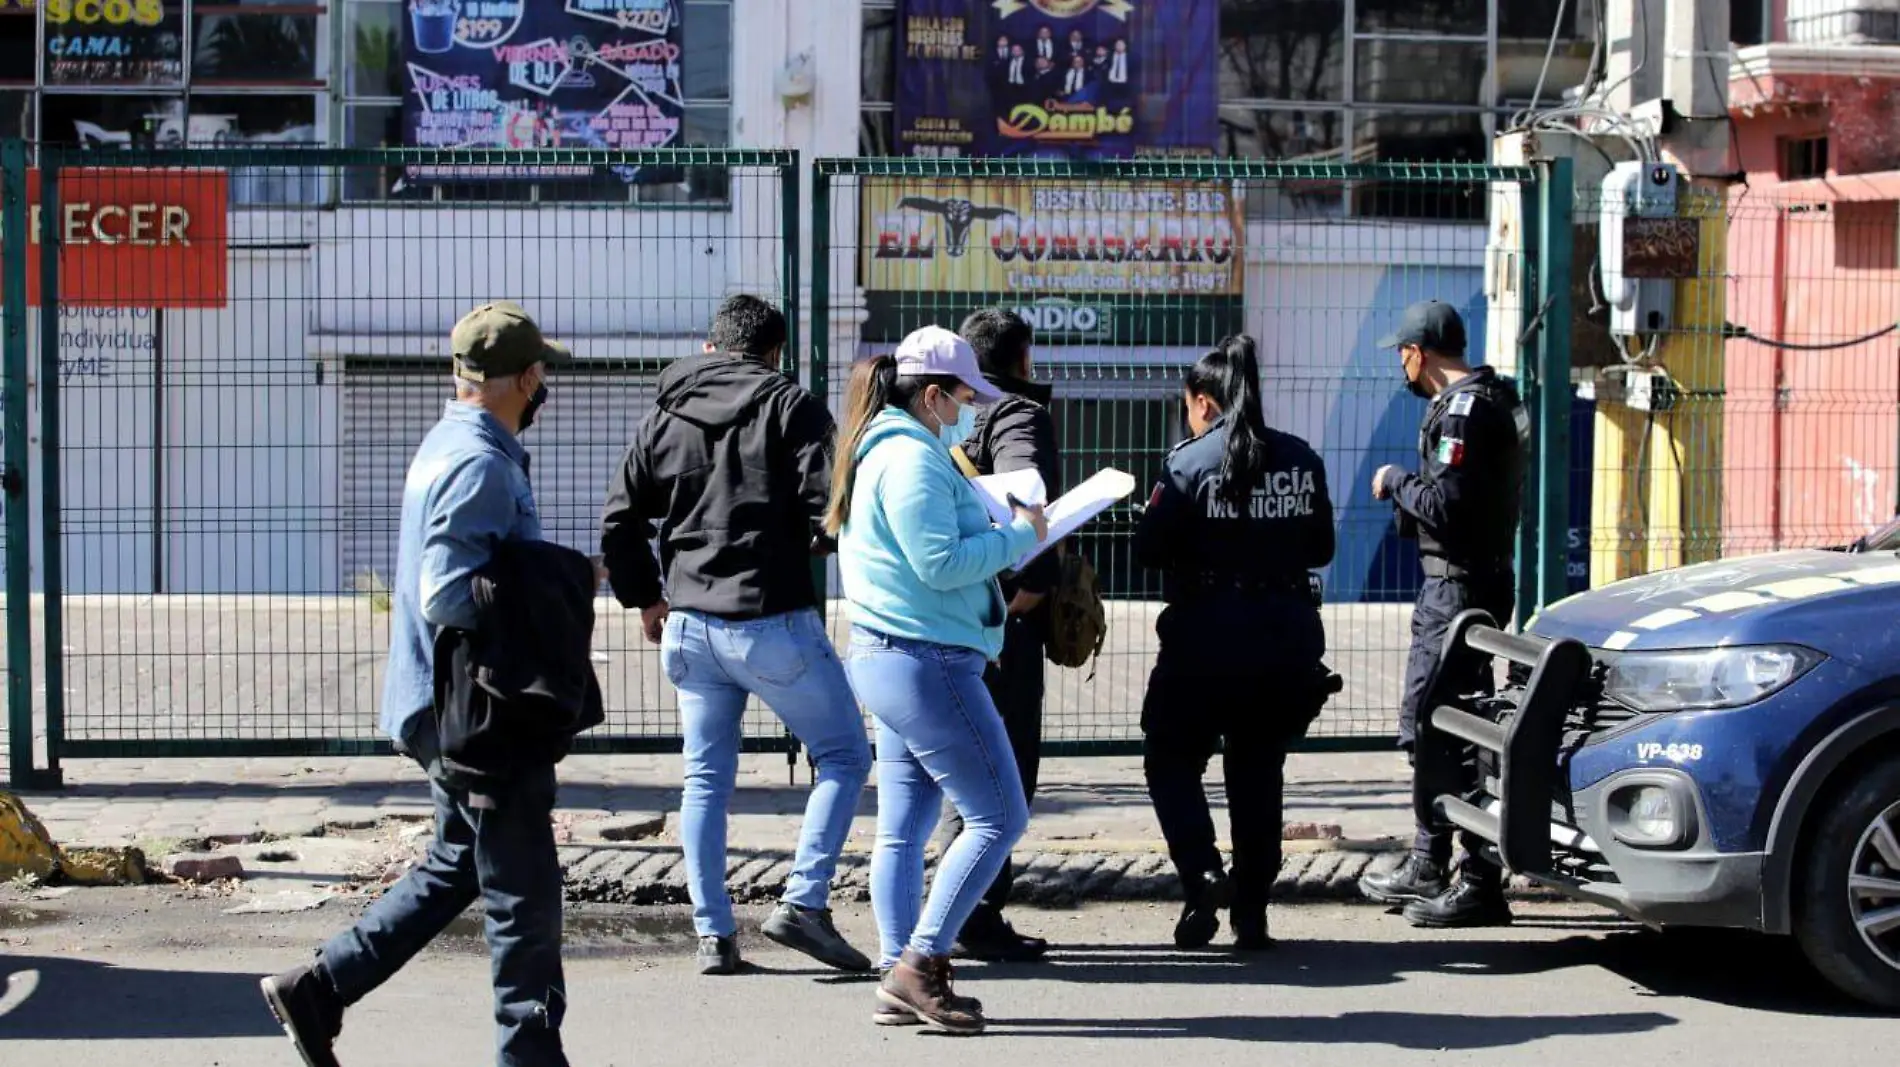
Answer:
[{"left": 3, "top": 168, "right": 229, "bottom": 309}]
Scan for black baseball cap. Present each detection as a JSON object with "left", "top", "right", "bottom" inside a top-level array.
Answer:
[
  {"left": 1377, "top": 300, "right": 1467, "bottom": 355},
  {"left": 451, "top": 301, "right": 571, "bottom": 382}
]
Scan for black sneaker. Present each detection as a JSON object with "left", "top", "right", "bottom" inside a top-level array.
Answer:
[
  {"left": 259, "top": 963, "right": 344, "bottom": 1067},
  {"left": 1174, "top": 869, "right": 1232, "bottom": 949},
  {"left": 1402, "top": 879, "right": 1514, "bottom": 928},
  {"left": 698, "top": 935, "right": 741, "bottom": 975},
  {"left": 1358, "top": 853, "right": 1449, "bottom": 906},
  {"left": 952, "top": 911, "right": 1050, "bottom": 963},
  {"left": 760, "top": 902, "right": 873, "bottom": 972}
]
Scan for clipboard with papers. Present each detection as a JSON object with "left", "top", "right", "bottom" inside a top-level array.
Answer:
[{"left": 965, "top": 467, "right": 1138, "bottom": 572}]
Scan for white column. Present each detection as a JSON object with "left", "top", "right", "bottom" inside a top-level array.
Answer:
[
  {"left": 727, "top": 0, "right": 793, "bottom": 302},
  {"left": 725, "top": 0, "right": 867, "bottom": 383}
]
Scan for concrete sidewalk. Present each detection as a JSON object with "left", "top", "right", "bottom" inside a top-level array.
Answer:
[
  {"left": 12, "top": 750, "right": 1422, "bottom": 903},
  {"left": 18, "top": 750, "right": 1414, "bottom": 846}
]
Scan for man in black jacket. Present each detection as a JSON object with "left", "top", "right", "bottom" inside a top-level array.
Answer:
[
  {"left": 600, "top": 295, "right": 873, "bottom": 977},
  {"left": 936, "top": 307, "right": 1060, "bottom": 962}
]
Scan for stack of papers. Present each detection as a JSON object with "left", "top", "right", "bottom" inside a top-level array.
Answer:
[{"left": 967, "top": 467, "right": 1138, "bottom": 571}]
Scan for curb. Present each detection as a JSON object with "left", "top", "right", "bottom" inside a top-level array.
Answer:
[{"left": 553, "top": 843, "right": 1544, "bottom": 907}]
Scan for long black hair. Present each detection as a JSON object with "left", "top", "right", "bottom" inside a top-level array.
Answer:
[{"left": 1183, "top": 334, "right": 1270, "bottom": 511}]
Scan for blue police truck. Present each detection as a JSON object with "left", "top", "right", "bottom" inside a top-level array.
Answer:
[{"left": 1415, "top": 515, "right": 1900, "bottom": 1010}]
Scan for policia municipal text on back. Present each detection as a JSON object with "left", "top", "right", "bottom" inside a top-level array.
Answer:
[{"left": 1357, "top": 299, "right": 1531, "bottom": 929}]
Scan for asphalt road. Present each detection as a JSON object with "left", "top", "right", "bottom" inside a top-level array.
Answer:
[{"left": 1, "top": 891, "right": 1892, "bottom": 1066}]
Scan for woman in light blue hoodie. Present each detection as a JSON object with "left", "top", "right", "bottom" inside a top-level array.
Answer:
[{"left": 823, "top": 326, "right": 1048, "bottom": 1034}]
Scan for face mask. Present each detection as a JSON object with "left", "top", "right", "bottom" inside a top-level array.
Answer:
[
  {"left": 520, "top": 382, "right": 549, "bottom": 432},
  {"left": 936, "top": 396, "right": 976, "bottom": 448},
  {"left": 1401, "top": 351, "right": 1430, "bottom": 399}
]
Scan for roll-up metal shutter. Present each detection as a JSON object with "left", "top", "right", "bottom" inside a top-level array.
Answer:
[{"left": 339, "top": 362, "right": 660, "bottom": 591}]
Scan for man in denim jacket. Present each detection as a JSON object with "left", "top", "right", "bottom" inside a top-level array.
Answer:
[{"left": 261, "top": 301, "right": 573, "bottom": 1067}]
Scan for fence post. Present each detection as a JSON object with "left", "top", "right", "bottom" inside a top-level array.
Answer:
[
  {"left": 1514, "top": 173, "right": 1544, "bottom": 630},
  {"left": 1534, "top": 156, "right": 1576, "bottom": 614},
  {"left": 781, "top": 154, "right": 801, "bottom": 375},
  {"left": 0, "top": 138, "right": 39, "bottom": 787},
  {"left": 35, "top": 155, "right": 63, "bottom": 787},
  {"left": 808, "top": 165, "right": 831, "bottom": 411}
]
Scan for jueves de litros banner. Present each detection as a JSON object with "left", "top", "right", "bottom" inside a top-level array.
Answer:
[
  {"left": 896, "top": 0, "right": 1218, "bottom": 159},
  {"left": 859, "top": 178, "right": 1244, "bottom": 344},
  {"left": 401, "top": 0, "right": 685, "bottom": 182}
]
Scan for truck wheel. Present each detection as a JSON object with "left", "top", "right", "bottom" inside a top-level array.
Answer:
[{"left": 1793, "top": 752, "right": 1900, "bottom": 1011}]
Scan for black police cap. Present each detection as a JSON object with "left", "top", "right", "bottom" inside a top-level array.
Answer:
[{"left": 1377, "top": 300, "right": 1467, "bottom": 356}]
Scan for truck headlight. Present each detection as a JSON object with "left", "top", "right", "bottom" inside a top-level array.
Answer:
[{"left": 1603, "top": 645, "right": 1822, "bottom": 712}]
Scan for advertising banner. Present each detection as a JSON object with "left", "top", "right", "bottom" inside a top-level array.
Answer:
[
  {"left": 895, "top": 0, "right": 1218, "bottom": 160},
  {"left": 38, "top": 0, "right": 185, "bottom": 87},
  {"left": 400, "top": 0, "right": 685, "bottom": 183},
  {"left": 1, "top": 169, "right": 230, "bottom": 309},
  {"left": 860, "top": 177, "right": 1243, "bottom": 344}
]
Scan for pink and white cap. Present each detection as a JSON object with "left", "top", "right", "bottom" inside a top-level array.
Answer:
[{"left": 894, "top": 325, "right": 1002, "bottom": 402}]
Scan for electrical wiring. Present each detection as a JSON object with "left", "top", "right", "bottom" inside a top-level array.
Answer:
[
  {"left": 1518, "top": 0, "right": 1572, "bottom": 126},
  {"left": 1506, "top": 0, "right": 1659, "bottom": 161},
  {"left": 1589, "top": 0, "right": 1650, "bottom": 109},
  {"left": 1727, "top": 321, "right": 1900, "bottom": 351}
]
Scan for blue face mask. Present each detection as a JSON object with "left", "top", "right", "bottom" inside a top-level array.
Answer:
[{"left": 937, "top": 396, "right": 977, "bottom": 448}]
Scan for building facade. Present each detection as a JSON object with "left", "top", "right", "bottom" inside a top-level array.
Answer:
[
  {"left": 1723, "top": 0, "right": 1900, "bottom": 553},
  {"left": 4, "top": 0, "right": 1777, "bottom": 600}
]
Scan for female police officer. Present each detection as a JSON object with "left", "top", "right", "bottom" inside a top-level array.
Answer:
[{"left": 1135, "top": 335, "right": 1336, "bottom": 951}]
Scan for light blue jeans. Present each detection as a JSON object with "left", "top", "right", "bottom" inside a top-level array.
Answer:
[
  {"left": 661, "top": 608, "right": 872, "bottom": 939},
  {"left": 844, "top": 626, "right": 1030, "bottom": 966}
]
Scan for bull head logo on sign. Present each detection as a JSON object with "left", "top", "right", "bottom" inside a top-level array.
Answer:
[{"left": 896, "top": 197, "right": 1018, "bottom": 258}]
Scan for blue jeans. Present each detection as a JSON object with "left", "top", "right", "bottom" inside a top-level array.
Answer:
[
  {"left": 845, "top": 627, "right": 1029, "bottom": 966},
  {"left": 661, "top": 608, "right": 872, "bottom": 939},
  {"left": 320, "top": 760, "right": 566, "bottom": 1067}
]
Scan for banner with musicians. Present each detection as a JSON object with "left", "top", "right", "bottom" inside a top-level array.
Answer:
[{"left": 894, "top": 0, "right": 1218, "bottom": 160}]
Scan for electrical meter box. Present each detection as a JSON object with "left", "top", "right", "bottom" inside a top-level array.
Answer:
[{"left": 1599, "top": 161, "right": 1681, "bottom": 338}]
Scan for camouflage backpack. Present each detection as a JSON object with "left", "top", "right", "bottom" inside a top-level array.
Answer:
[{"left": 1044, "top": 543, "right": 1107, "bottom": 676}]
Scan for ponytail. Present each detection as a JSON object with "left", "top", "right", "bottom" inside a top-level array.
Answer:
[
  {"left": 823, "top": 355, "right": 966, "bottom": 536},
  {"left": 1184, "top": 334, "right": 1270, "bottom": 511},
  {"left": 825, "top": 355, "right": 898, "bottom": 536}
]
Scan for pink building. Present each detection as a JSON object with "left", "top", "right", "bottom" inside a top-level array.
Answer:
[{"left": 1724, "top": 1, "right": 1900, "bottom": 553}]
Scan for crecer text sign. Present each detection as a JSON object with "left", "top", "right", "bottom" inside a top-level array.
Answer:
[{"left": 2, "top": 168, "right": 229, "bottom": 308}]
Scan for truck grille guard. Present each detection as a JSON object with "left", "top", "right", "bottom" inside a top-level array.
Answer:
[{"left": 1412, "top": 610, "right": 1597, "bottom": 877}]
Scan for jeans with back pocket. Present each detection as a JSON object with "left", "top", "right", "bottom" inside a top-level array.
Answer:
[{"left": 844, "top": 626, "right": 1029, "bottom": 966}]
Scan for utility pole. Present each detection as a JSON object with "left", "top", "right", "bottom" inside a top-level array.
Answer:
[{"left": 1587, "top": 0, "right": 1733, "bottom": 584}]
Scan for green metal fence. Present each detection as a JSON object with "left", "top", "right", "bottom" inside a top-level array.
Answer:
[
  {"left": 1, "top": 145, "right": 803, "bottom": 783},
  {"left": 0, "top": 144, "right": 1578, "bottom": 781},
  {"left": 812, "top": 156, "right": 1570, "bottom": 755}
]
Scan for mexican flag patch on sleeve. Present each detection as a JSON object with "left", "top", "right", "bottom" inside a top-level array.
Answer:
[{"left": 1434, "top": 436, "right": 1466, "bottom": 466}]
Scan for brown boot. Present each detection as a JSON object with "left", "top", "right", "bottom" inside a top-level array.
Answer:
[{"left": 875, "top": 949, "right": 986, "bottom": 1034}]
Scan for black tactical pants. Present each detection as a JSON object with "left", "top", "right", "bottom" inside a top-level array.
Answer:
[
  {"left": 1400, "top": 572, "right": 1514, "bottom": 884},
  {"left": 1142, "top": 656, "right": 1323, "bottom": 919}
]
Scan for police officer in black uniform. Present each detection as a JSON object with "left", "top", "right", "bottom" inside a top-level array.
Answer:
[
  {"left": 1356, "top": 299, "right": 1529, "bottom": 928},
  {"left": 1136, "top": 335, "right": 1336, "bottom": 951}
]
